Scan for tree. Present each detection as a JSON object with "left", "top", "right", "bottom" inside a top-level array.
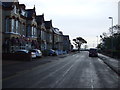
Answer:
[
  {"left": 73, "top": 37, "right": 87, "bottom": 51},
  {"left": 99, "top": 24, "right": 120, "bottom": 58}
]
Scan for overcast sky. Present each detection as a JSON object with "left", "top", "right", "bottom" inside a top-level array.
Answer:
[{"left": 19, "top": 0, "right": 119, "bottom": 48}]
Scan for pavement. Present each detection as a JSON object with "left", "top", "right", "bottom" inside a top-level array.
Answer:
[{"left": 98, "top": 53, "right": 120, "bottom": 76}]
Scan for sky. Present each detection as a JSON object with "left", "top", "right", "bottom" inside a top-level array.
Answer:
[{"left": 19, "top": 0, "right": 119, "bottom": 48}]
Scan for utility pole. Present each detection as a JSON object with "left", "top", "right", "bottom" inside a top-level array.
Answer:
[
  {"left": 108, "top": 17, "right": 113, "bottom": 57},
  {"left": 96, "top": 36, "right": 98, "bottom": 48}
]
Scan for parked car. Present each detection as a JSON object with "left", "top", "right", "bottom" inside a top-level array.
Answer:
[
  {"left": 48, "top": 49, "right": 57, "bottom": 56},
  {"left": 15, "top": 49, "right": 36, "bottom": 59},
  {"left": 42, "top": 49, "right": 57, "bottom": 56},
  {"left": 29, "top": 49, "right": 42, "bottom": 58},
  {"left": 89, "top": 48, "right": 98, "bottom": 57},
  {"left": 62, "top": 50, "right": 67, "bottom": 54}
]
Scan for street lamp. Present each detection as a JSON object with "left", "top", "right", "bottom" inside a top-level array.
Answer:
[
  {"left": 108, "top": 17, "right": 113, "bottom": 35},
  {"left": 108, "top": 17, "right": 113, "bottom": 57},
  {"left": 96, "top": 36, "right": 98, "bottom": 48}
]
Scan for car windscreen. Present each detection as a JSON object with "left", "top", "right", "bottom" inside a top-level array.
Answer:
[{"left": 89, "top": 49, "right": 97, "bottom": 52}]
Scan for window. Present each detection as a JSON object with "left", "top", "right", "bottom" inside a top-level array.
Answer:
[
  {"left": 32, "top": 27, "right": 34, "bottom": 36},
  {"left": 31, "top": 26, "right": 37, "bottom": 37},
  {"left": 21, "top": 10, "right": 26, "bottom": 16},
  {"left": 22, "top": 24, "right": 26, "bottom": 36},
  {"left": 13, "top": 5, "right": 17, "bottom": 14},
  {"left": 5, "top": 18, "right": 10, "bottom": 32},
  {"left": 27, "top": 25, "right": 31, "bottom": 37},
  {"left": 41, "top": 30, "right": 43, "bottom": 39},
  {"left": 34, "top": 27, "right": 37, "bottom": 37},
  {"left": 16, "top": 20, "right": 19, "bottom": 33},
  {"left": 11, "top": 19, "right": 15, "bottom": 32}
]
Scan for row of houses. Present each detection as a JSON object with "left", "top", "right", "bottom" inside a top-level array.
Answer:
[{"left": 1, "top": 1, "right": 72, "bottom": 54}]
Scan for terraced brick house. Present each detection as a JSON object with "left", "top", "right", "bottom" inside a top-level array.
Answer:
[
  {"left": 26, "top": 6, "right": 38, "bottom": 49},
  {"left": 2, "top": 0, "right": 72, "bottom": 55},
  {"left": 44, "top": 20, "right": 53, "bottom": 50},
  {"left": 53, "top": 28, "right": 63, "bottom": 51},
  {"left": 36, "top": 14, "right": 47, "bottom": 51},
  {"left": 2, "top": 1, "right": 27, "bottom": 53},
  {"left": 63, "top": 35, "right": 71, "bottom": 52},
  {"left": 36, "top": 14, "right": 46, "bottom": 51}
]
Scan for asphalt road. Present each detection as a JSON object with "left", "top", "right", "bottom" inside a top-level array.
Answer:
[{"left": 2, "top": 51, "right": 119, "bottom": 88}]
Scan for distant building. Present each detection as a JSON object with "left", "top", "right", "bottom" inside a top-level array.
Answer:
[
  {"left": 36, "top": 14, "right": 46, "bottom": 51},
  {"left": 52, "top": 28, "right": 63, "bottom": 51},
  {"left": 63, "top": 35, "right": 71, "bottom": 52},
  {"left": 44, "top": 20, "right": 53, "bottom": 50}
]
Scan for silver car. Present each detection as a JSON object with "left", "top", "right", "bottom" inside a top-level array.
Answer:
[{"left": 29, "top": 49, "right": 42, "bottom": 58}]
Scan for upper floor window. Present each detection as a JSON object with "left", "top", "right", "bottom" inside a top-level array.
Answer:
[
  {"left": 41, "top": 30, "right": 43, "bottom": 39},
  {"left": 21, "top": 10, "right": 26, "bottom": 16},
  {"left": 34, "top": 27, "right": 37, "bottom": 37},
  {"left": 32, "top": 18, "right": 36, "bottom": 22},
  {"left": 27, "top": 25, "right": 31, "bottom": 37},
  {"left": 22, "top": 24, "right": 26, "bottom": 36},
  {"left": 5, "top": 18, "right": 10, "bottom": 32},
  {"left": 15, "top": 20, "right": 19, "bottom": 33},
  {"left": 11, "top": 19, "right": 15, "bottom": 32},
  {"left": 13, "top": 5, "right": 17, "bottom": 14},
  {"left": 31, "top": 27, "right": 34, "bottom": 36},
  {"left": 31, "top": 26, "right": 37, "bottom": 37}
]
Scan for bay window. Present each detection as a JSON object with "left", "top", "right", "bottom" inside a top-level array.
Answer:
[
  {"left": 11, "top": 19, "right": 15, "bottom": 32},
  {"left": 31, "top": 26, "right": 37, "bottom": 37},
  {"left": 13, "top": 5, "right": 17, "bottom": 14},
  {"left": 31, "top": 26, "right": 34, "bottom": 36},
  {"left": 16, "top": 20, "right": 19, "bottom": 33},
  {"left": 5, "top": 18, "right": 10, "bottom": 32},
  {"left": 27, "top": 25, "right": 31, "bottom": 37}
]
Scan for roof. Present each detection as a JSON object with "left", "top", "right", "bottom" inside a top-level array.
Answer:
[
  {"left": 36, "top": 14, "right": 44, "bottom": 25},
  {"left": 19, "top": 4, "right": 26, "bottom": 10},
  {"left": 63, "top": 35, "right": 70, "bottom": 40},
  {"left": 26, "top": 9, "right": 36, "bottom": 19},
  {"left": 53, "top": 28, "right": 63, "bottom": 35},
  {"left": 2, "top": 2, "right": 13, "bottom": 8},
  {"left": 44, "top": 20, "right": 52, "bottom": 29}
]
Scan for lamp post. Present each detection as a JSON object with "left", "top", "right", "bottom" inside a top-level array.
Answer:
[
  {"left": 109, "top": 17, "right": 113, "bottom": 35},
  {"left": 96, "top": 36, "right": 98, "bottom": 48},
  {"left": 108, "top": 17, "right": 113, "bottom": 57}
]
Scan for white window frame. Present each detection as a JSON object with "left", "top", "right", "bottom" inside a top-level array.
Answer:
[
  {"left": 31, "top": 26, "right": 34, "bottom": 37},
  {"left": 11, "top": 19, "right": 15, "bottom": 33},
  {"left": 14, "top": 5, "right": 17, "bottom": 14},
  {"left": 34, "top": 27, "right": 37, "bottom": 37},
  {"left": 16, "top": 20, "right": 19, "bottom": 33},
  {"left": 21, "top": 10, "right": 26, "bottom": 16}
]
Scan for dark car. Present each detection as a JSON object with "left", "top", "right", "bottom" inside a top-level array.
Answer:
[
  {"left": 89, "top": 48, "right": 98, "bottom": 57},
  {"left": 14, "top": 49, "right": 36, "bottom": 60},
  {"left": 42, "top": 49, "right": 57, "bottom": 56},
  {"left": 48, "top": 49, "right": 57, "bottom": 56}
]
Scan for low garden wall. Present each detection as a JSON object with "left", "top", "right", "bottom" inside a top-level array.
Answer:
[{"left": 2, "top": 53, "right": 32, "bottom": 61}]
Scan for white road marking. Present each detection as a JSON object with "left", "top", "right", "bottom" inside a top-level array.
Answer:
[
  {"left": 29, "top": 59, "right": 74, "bottom": 88},
  {"left": 62, "top": 63, "right": 74, "bottom": 77}
]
